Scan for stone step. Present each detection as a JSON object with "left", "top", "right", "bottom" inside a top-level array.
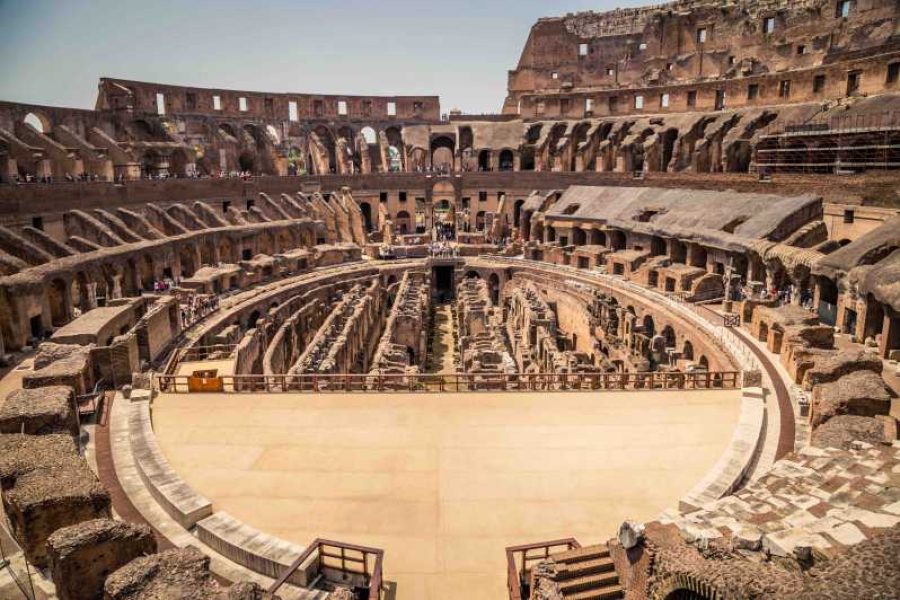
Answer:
[
  {"left": 563, "top": 583, "right": 625, "bottom": 600},
  {"left": 560, "top": 571, "right": 620, "bottom": 594},
  {"left": 557, "top": 556, "right": 615, "bottom": 579},
  {"left": 552, "top": 543, "right": 610, "bottom": 564}
]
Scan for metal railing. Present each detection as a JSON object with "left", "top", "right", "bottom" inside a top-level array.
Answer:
[
  {"left": 268, "top": 538, "right": 383, "bottom": 600},
  {"left": 0, "top": 524, "right": 35, "bottom": 600},
  {"left": 506, "top": 538, "right": 580, "bottom": 600},
  {"left": 155, "top": 370, "right": 741, "bottom": 394}
]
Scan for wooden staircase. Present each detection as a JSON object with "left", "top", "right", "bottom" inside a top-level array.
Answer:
[{"left": 551, "top": 544, "right": 624, "bottom": 600}]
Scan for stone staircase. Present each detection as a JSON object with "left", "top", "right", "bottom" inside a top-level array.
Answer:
[{"left": 551, "top": 544, "right": 624, "bottom": 600}]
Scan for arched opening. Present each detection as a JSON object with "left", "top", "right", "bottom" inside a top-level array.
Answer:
[
  {"left": 520, "top": 147, "right": 536, "bottom": 171},
  {"left": 312, "top": 126, "right": 336, "bottom": 173},
  {"left": 698, "top": 355, "right": 709, "bottom": 370},
  {"left": 572, "top": 227, "right": 587, "bottom": 246},
  {"left": 430, "top": 136, "right": 455, "bottom": 172},
  {"left": 661, "top": 325, "right": 676, "bottom": 350},
  {"left": 660, "top": 128, "right": 678, "bottom": 171},
  {"left": 642, "top": 315, "right": 655, "bottom": 338},
  {"left": 140, "top": 255, "right": 155, "bottom": 290},
  {"left": 24, "top": 112, "right": 50, "bottom": 134},
  {"left": 386, "top": 127, "right": 404, "bottom": 172},
  {"left": 265, "top": 124, "right": 280, "bottom": 144},
  {"left": 361, "top": 127, "right": 377, "bottom": 145},
  {"left": 489, "top": 273, "right": 501, "bottom": 305},
  {"left": 682, "top": 340, "right": 694, "bottom": 361},
  {"left": 359, "top": 202, "right": 373, "bottom": 232},
  {"left": 546, "top": 226, "right": 557, "bottom": 243},
  {"left": 476, "top": 210, "right": 486, "bottom": 232},
  {"left": 247, "top": 310, "right": 261, "bottom": 330},
  {"left": 513, "top": 200, "right": 525, "bottom": 228},
  {"left": 48, "top": 278, "right": 69, "bottom": 327},
  {"left": 690, "top": 246, "right": 708, "bottom": 269},
  {"left": 179, "top": 246, "right": 197, "bottom": 277},
  {"left": 477, "top": 150, "right": 491, "bottom": 171},
  {"left": 589, "top": 230, "right": 606, "bottom": 246},
  {"left": 238, "top": 151, "right": 256, "bottom": 173},
  {"left": 609, "top": 230, "right": 625, "bottom": 250},
  {"left": 396, "top": 211, "right": 411, "bottom": 235},
  {"left": 650, "top": 236, "right": 666, "bottom": 256},
  {"left": 466, "top": 271, "right": 481, "bottom": 279},
  {"left": 498, "top": 149, "right": 514, "bottom": 171}
]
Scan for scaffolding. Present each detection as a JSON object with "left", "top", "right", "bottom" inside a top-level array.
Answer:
[{"left": 752, "top": 110, "right": 900, "bottom": 174}]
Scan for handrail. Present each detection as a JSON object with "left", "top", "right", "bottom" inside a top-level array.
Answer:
[
  {"left": 268, "top": 538, "right": 383, "bottom": 599},
  {"left": 154, "top": 370, "right": 741, "bottom": 394},
  {"left": 505, "top": 538, "right": 581, "bottom": 600}
]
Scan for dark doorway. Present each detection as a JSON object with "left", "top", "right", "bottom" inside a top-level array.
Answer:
[
  {"left": 30, "top": 315, "right": 43, "bottom": 341},
  {"left": 434, "top": 266, "right": 454, "bottom": 302}
]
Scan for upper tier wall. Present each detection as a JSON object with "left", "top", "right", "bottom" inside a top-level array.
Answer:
[{"left": 506, "top": 0, "right": 900, "bottom": 116}]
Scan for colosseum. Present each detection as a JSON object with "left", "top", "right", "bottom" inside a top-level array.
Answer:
[{"left": 0, "top": 1, "right": 899, "bottom": 599}]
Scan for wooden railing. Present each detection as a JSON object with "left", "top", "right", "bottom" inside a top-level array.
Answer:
[
  {"left": 268, "top": 538, "right": 383, "bottom": 599},
  {"left": 155, "top": 370, "right": 741, "bottom": 394},
  {"left": 505, "top": 538, "right": 580, "bottom": 600}
]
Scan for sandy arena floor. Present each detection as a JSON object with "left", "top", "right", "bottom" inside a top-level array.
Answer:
[{"left": 152, "top": 390, "right": 741, "bottom": 600}]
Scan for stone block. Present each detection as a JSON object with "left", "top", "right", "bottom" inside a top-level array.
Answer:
[
  {"left": 802, "top": 348, "right": 883, "bottom": 391},
  {"left": 104, "top": 547, "right": 281, "bottom": 600},
  {"left": 811, "top": 415, "right": 888, "bottom": 450},
  {"left": 48, "top": 518, "right": 156, "bottom": 600},
  {"left": 0, "top": 386, "right": 78, "bottom": 437},
  {"left": 810, "top": 370, "right": 891, "bottom": 428},
  {"left": 0, "top": 433, "right": 111, "bottom": 568}
]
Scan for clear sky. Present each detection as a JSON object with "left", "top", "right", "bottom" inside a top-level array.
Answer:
[{"left": 0, "top": 0, "right": 647, "bottom": 114}]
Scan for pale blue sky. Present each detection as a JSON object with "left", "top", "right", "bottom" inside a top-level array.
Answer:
[{"left": 0, "top": 0, "right": 645, "bottom": 114}]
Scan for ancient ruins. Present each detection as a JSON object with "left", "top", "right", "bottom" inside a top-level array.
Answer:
[{"left": 0, "top": 0, "right": 899, "bottom": 598}]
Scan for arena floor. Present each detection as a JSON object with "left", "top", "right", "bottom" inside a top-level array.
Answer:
[{"left": 152, "top": 389, "right": 741, "bottom": 600}]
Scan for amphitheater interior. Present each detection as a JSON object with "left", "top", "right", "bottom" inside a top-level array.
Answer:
[{"left": 1, "top": 1, "right": 900, "bottom": 599}]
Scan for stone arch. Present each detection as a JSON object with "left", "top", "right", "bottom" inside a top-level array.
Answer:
[
  {"left": 659, "top": 128, "right": 679, "bottom": 171},
  {"left": 661, "top": 325, "right": 676, "bottom": 349},
  {"left": 238, "top": 150, "right": 257, "bottom": 173},
  {"left": 395, "top": 210, "right": 411, "bottom": 234},
  {"left": 466, "top": 270, "right": 481, "bottom": 279},
  {"left": 489, "top": 273, "right": 501, "bottom": 305},
  {"left": 682, "top": 340, "right": 694, "bottom": 361},
  {"left": 698, "top": 355, "right": 709, "bottom": 370},
  {"left": 609, "top": 229, "right": 625, "bottom": 250},
  {"left": 589, "top": 229, "right": 606, "bottom": 246},
  {"left": 513, "top": 199, "right": 526, "bottom": 228},
  {"left": 48, "top": 277, "right": 70, "bottom": 327},
  {"left": 477, "top": 150, "right": 491, "bottom": 171},
  {"left": 179, "top": 246, "right": 197, "bottom": 277},
  {"left": 572, "top": 227, "right": 587, "bottom": 246},
  {"left": 385, "top": 127, "right": 404, "bottom": 171},
  {"left": 313, "top": 125, "right": 337, "bottom": 173},
  {"left": 430, "top": 135, "right": 455, "bottom": 171},
  {"left": 24, "top": 111, "right": 51, "bottom": 134},
  {"left": 359, "top": 201, "right": 373, "bottom": 232},
  {"left": 643, "top": 314, "right": 656, "bottom": 338},
  {"left": 140, "top": 255, "right": 155, "bottom": 290},
  {"left": 361, "top": 126, "right": 377, "bottom": 145},
  {"left": 498, "top": 149, "right": 514, "bottom": 171}
]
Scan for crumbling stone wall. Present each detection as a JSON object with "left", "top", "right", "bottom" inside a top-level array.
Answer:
[{"left": 369, "top": 270, "right": 431, "bottom": 378}]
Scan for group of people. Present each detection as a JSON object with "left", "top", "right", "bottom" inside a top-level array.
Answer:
[
  {"left": 151, "top": 278, "right": 179, "bottom": 293},
  {"left": 179, "top": 293, "right": 220, "bottom": 328},
  {"left": 429, "top": 241, "right": 458, "bottom": 257}
]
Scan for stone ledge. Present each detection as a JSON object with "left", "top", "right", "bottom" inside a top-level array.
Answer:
[
  {"left": 678, "top": 386, "right": 767, "bottom": 512},
  {"left": 128, "top": 400, "right": 212, "bottom": 529},
  {"left": 196, "top": 511, "right": 307, "bottom": 587}
]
